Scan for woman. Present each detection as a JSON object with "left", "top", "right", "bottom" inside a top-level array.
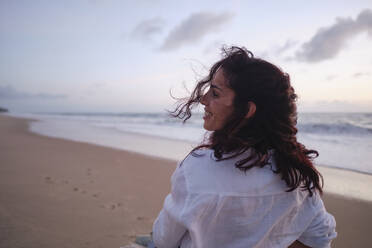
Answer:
[{"left": 152, "top": 47, "right": 337, "bottom": 248}]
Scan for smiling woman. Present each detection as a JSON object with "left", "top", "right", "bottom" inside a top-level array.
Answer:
[
  {"left": 200, "top": 68, "right": 236, "bottom": 131},
  {"left": 152, "top": 46, "right": 337, "bottom": 248}
]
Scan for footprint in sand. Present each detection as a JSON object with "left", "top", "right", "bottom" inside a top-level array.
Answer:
[
  {"left": 136, "top": 216, "right": 147, "bottom": 221},
  {"left": 92, "top": 193, "right": 100, "bottom": 198},
  {"left": 44, "top": 176, "right": 54, "bottom": 184},
  {"left": 72, "top": 187, "right": 88, "bottom": 195},
  {"left": 101, "top": 202, "right": 123, "bottom": 211}
]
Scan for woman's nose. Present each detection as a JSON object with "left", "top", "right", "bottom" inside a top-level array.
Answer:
[{"left": 200, "top": 93, "right": 208, "bottom": 106}]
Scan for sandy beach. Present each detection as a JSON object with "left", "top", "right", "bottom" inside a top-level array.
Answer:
[{"left": 1, "top": 114, "right": 371, "bottom": 248}]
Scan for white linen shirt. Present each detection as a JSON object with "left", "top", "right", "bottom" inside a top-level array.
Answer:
[{"left": 153, "top": 149, "right": 337, "bottom": 248}]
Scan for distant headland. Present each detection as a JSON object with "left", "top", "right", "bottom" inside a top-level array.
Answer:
[{"left": 0, "top": 107, "right": 9, "bottom": 113}]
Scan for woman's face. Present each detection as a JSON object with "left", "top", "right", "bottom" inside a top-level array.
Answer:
[{"left": 201, "top": 68, "right": 235, "bottom": 131}]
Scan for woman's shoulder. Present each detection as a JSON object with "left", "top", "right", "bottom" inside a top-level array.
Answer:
[{"left": 179, "top": 148, "right": 288, "bottom": 196}]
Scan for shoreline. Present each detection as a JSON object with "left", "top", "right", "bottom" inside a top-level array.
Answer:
[
  {"left": 9, "top": 111, "right": 372, "bottom": 176},
  {"left": 1, "top": 114, "right": 371, "bottom": 247},
  {"left": 10, "top": 112, "right": 372, "bottom": 175},
  {"left": 6, "top": 113, "right": 372, "bottom": 202}
]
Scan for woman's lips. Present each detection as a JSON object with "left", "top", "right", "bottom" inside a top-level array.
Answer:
[{"left": 203, "top": 109, "right": 212, "bottom": 119}]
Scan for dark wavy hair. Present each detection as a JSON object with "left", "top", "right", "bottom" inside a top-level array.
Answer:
[{"left": 171, "top": 46, "right": 323, "bottom": 196}]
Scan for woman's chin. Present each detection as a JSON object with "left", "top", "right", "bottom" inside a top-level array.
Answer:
[{"left": 203, "top": 122, "right": 214, "bottom": 131}]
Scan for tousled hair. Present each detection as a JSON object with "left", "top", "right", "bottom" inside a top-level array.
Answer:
[{"left": 171, "top": 46, "right": 323, "bottom": 196}]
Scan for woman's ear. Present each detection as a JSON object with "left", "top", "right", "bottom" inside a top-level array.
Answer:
[{"left": 245, "top": 101, "right": 256, "bottom": 119}]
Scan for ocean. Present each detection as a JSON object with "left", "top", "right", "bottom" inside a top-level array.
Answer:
[{"left": 11, "top": 112, "right": 372, "bottom": 175}]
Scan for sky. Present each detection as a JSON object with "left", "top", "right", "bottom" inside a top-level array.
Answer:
[{"left": 0, "top": 0, "right": 371, "bottom": 113}]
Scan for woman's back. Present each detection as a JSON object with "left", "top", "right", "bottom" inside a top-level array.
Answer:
[
  {"left": 153, "top": 47, "right": 336, "bottom": 247},
  {"left": 153, "top": 149, "right": 336, "bottom": 248}
]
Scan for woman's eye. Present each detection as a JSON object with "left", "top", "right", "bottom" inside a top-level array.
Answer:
[{"left": 212, "top": 90, "right": 219, "bottom": 97}]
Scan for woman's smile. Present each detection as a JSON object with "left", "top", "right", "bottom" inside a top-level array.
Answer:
[
  {"left": 200, "top": 68, "right": 235, "bottom": 131},
  {"left": 203, "top": 108, "right": 213, "bottom": 120}
]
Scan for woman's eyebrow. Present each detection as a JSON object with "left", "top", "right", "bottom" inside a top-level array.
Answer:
[{"left": 210, "top": 84, "right": 222, "bottom": 91}]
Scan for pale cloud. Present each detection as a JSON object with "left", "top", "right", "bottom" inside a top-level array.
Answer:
[
  {"left": 259, "top": 40, "right": 298, "bottom": 60},
  {"left": 325, "top": 75, "right": 338, "bottom": 81},
  {"left": 0, "top": 85, "right": 67, "bottom": 99},
  {"left": 274, "top": 40, "right": 298, "bottom": 56},
  {"left": 352, "top": 72, "right": 370, "bottom": 78},
  {"left": 295, "top": 9, "right": 372, "bottom": 63},
  {"left": 160, "top": 12, "right": 234, "bottom": 51},
  {"left": 131, "top": 17, "right": 165, "bottom": 42}
]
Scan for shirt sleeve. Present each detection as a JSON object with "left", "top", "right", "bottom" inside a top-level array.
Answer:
[
  {"left": 298, "top": 195, "right": 337, "bottom": 248},
  {"left": 152, "top": 164, "right": 188, "bottom": 248}
]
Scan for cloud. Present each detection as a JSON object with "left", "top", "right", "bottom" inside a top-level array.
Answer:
[
  {"left": 160, "top": 12, "right": 234, "bottom": 51},
  {"left": 274, "top": 40, "right": 298, "bottom": 55},
  {"left": 258, "top": 40, "right": 298, "bottom": 60},
  {"left": 352, "top": 72, "right": 370, "bottom": 78},
  {"left": 325, "top": 75, "right": 338, "bottom": 81},
  {"left": 0, "top": 85, "right": 67, "bottom": 99},
  {"left": 131, "top": 17, "right": 165, "bottom": 42},
  {"left": 295, "top": 9, "right": 372, "bottom": 63}
]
